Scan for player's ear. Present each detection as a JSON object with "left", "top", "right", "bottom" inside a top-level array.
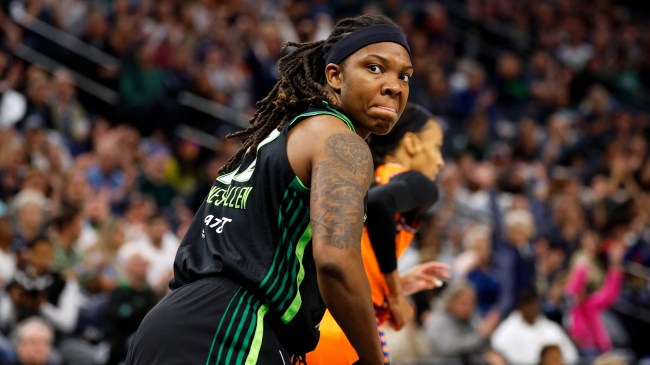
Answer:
[
  {"left": 325, "top": 63, "right": 343, "bottom": 94},
  {"left": 402, "top": 131, "right": 421, "bottom": 156}
]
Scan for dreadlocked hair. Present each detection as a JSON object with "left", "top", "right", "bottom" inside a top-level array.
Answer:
[{"left": 219, "top": 14, "right": 402, "bottom": 174}]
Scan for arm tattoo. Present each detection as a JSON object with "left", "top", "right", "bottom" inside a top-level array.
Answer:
[{"left": 311, "top": 133, "right": 373, "bottom": 249}]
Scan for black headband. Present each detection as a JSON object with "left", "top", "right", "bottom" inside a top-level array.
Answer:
[{"left": 325, "top": 24, "right": 411, "bottom": 65}]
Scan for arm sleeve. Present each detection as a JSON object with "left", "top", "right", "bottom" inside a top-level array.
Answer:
[
  {"left": 40, "top": 280, "right": 81, "bottom": 333},
  {"left": 565, "top": 265, "right": 588, "bottom": 298},
  {"left": 366, "top": 171, "right": 438, "bottom": 273},
  {"left": 588, "top": 268, "right": 624, "bottom": 309},
  {"left": 495, "top": 248, "right": 516, "bottom": 316},
  {"left": 0, "top": 289, "right": 16, "bottom": 329}
]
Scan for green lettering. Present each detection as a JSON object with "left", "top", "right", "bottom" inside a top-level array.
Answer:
[
  {"left": 226, "top": 186, "right": 240, "bottom": 207},
  {"left": 234, "top": 188, "right": 244, "bottom": 209},
  {"left": 206, "top": 186, "right": 219, "bottom": 204},
  {"left": 213, "top": 187, "right": 225, "bottom": 207},
  {"left": 218, "top": 186, "right": 232, "bottom": 206},
  {"left": 241, "top": 187, "right": 253, "bottom": 208},
  {"left": 205, "top": 185, "right": 253, "bottom": 210}
]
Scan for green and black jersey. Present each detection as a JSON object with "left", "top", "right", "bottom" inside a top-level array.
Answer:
[{"left": 170, "top": 102, "right": 356, "bottom": 354}]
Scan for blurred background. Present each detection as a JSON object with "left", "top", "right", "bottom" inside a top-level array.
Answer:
[{"left": 0, "top": 0, "right": 649, "bottom": 364}]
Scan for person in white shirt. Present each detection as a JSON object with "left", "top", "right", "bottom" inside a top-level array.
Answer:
[
  {"left": 491, "top": 288, "right": 578, "bottom": 365},
  {"left": 0, "top": 236, "right": 81, "bottom": 334},
  {"left": 117, "top": 214, "right": 179, "bottom": 295}
]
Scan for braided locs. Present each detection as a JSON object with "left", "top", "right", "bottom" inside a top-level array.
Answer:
[{"left": 219, "top": 14, "right": 402, "bottom": 174}]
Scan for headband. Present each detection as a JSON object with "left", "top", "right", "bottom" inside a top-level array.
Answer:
[{"left": 325, "top": 24, "right": 411, "bottom": 65}]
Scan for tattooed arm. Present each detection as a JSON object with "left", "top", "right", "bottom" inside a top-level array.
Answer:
[
  {"left": 311, "top": 132, "right": 383, "bottom": 364},
  {"left": 287, "top": 116, "right": 383, "bottom": 365}
]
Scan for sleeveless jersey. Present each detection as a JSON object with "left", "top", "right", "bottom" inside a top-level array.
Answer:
[
  {"left": 361, "top": 163, "right": 417, "bottom": 322},
  {"left": 170, "top": 103, "right": 356, "bottom": 354}
]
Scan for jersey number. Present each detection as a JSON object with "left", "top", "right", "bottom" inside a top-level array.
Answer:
[{"left": 204, "top": 215, "right": 232, "bottom": 233}]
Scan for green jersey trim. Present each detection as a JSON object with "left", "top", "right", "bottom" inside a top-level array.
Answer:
[
  {"left": 244, "top": 304, "right": 269, "bottom": 365},
  {"left": 289, "top": 101, "right": 356, "bottom": 132},
  {"left": 258, "top": 177, "right": 311, "bottom": 322},
  {"left": 280, "top": 223, "right": 311, "bottom": 323},
  {"left": 206, "top": 286, "right": 242, "bottom": 365},
  {"left": 217, "top": 290, "right": 249, "bottom": 363},
  {"left": 293, "top": 176, "right": 309, "bottom": 193}
]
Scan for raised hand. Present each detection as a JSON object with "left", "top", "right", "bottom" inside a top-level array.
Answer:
[{"left": 400, "top": 261, "right": 450, "bottom": 296}]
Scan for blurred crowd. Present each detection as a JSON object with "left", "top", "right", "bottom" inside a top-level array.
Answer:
[{"left": 0, "top": 0, "right": 649, "bottom": 364}]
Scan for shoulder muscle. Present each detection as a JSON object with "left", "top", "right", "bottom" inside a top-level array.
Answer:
[
  {"left": 287, "top": 114, "right": 362, "bottom": 186},
  {"left": 310, "top": 132, "right": 373, "bottom": 250}
]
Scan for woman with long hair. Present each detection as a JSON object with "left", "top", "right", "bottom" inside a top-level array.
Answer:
[{"left": 126, "top": 14, "right": 413, "bottom": 365}]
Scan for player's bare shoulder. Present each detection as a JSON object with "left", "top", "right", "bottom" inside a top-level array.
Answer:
[{"left": 286, "top": 113, "right": 372, "bottom": 187}]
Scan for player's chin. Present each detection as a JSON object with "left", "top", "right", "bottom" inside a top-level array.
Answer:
[{"left": 369, "top": 118, "right": 399, "bottom": 136}]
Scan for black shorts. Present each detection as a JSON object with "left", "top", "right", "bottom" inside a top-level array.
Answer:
[{"left": 125, "top": 277, "right": 292, "bottom": 364}]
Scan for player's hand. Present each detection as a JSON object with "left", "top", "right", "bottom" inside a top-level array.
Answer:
[
  {"left": 400, "top": 261, "right": 449, "bottom": 296},
  {"left": 386, "top": 294, "right": 414, "bottom": 331},
  {"left": 478, "top": 310, "right": 501, "bottom": 337}
]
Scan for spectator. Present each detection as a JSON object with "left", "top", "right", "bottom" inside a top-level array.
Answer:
[
  {"left": 19, "top": 72, "right": 51, "bottom": 133},
  {"left": 493, "top": 52, "right": 529, "bottom": 121},
  {"left": 556, "top": 18, "right": 593, "bottom": 71},
  {"left": 539, "top": 344, "right": 565, "bottom": 365},
  {"left": 424, "top": 282, "right": 502, "bottom": 364},
  {"left": 491, "top": 289, "right": 578, "bottom": 365},
  {"left": 0, "top": 136, "right": 27, "bottom": 203},
  {"left": 564, "top": 230, "right": 625, "bottom": 356},
  {"left": 47, "top": 68, "right": 91, "bottom": 156},
  {"left": 118, "top": 41, "right": 167, "bottom": 109},
  {"left": 453, "top": 224, "right": 501, "bottom": 316},
  {"left": 0, "top": 216, "right": 16, "bottom": 286},
  {"left": 102, "top": 250, "right": 155, "bottom": 365},
  {"left": 0, "top": 51, "right": 26, "bottom": 129},
  {"left": 77, "top": 7, "right": 118, "bottom": 85},
  {"left": 48, "top": 205, "right": 84, "bottom": 278},
  {"left": 540, "top": 112, "right": 577, "bottom": 168},
  {"left": 117, "top": 214, "right": 178, "bottom": 295},
  {"left": 494, "top": 208, "right": 537, "bottom": 316},
  {"left": 85, "top": 136, "right": 132, "bottom": 214},
  {"left": 120, "top": 194, "right": 155, "bottom": 244},
  {"left": 164, "top": 135, "right": 204, "bottom": 199},
  {"left": 246, "top": 21, "right": 284, "bottom": 104},
  {"left": 118, "top": 40, "right": 179, "bottom": 138},
  {"left": 452, "top": 112, "right": 492, "bottom": 162},
  {"left": 534, "top": 236, "right": 567, "bottom": 324},
  {"left": 22, "top": 113, "right": 72, "bottom": 174},
  {"left": 452, "top": 60, "right": 493, "bottom": 124},
  {"left": 195, "top": 43, "right": 248, "bottom": 109},
  {"left": 546, "top": 194, "right": 586, "bottom": 253},
  {"left": 5, "top": 316, "right": 60, "bottom": 365},
  {"left": 9, "top": 190, "right": 48, "bottom": 256},
  {"left": 409, "top": 64, "right": 459, "bottom": 129},
  {"left": 77, "top": 218, "right": 126, "bottom": 295},
  {"left": 0, "top": 236, "right": 80, "bottom": 335},
  {"left": 60, "top": 168, "right": 92, "bottom": 215},
  {"left": 136, "top": 149, "right": 177, "bottom": 210}
]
